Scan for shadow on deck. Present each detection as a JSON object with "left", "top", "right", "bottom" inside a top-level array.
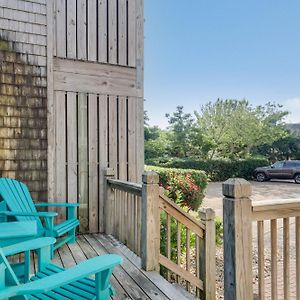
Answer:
[{"left": 38, "top": 234, "right": 195, "bottom": 300}]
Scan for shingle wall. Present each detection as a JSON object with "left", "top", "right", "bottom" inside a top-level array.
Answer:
[{"left": 0, "top": 0, "right": 47, "bottom": 201}]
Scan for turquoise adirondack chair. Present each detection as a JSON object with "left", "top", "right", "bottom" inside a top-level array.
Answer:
[
  {"left": 0, "top": 237, "right": 122, "bottom": 299},
  {"left": 0, "top": 178, "right": 80, "bottom": 252}
]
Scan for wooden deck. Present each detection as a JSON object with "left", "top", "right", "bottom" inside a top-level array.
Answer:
[{"left": 33, "top": 234, "right": 195, "bottom": 300}]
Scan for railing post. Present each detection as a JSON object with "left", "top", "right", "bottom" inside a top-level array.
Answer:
[
  {"left": 104, "top": 168, "right": 115, "bottom": 235},
  {"left": 141, "top": 171, "right": 160, "bottom": 271},
  {"left": 199, "top": 208, "right": 216, "bottom": 300},
  {"left": 223, "top": 178, "right": 253, "bottom": 300}
]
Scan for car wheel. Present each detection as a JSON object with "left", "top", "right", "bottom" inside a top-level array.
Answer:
[
  {"left": 295, "top": 174, "right": 300, "bottom": 184},
  {"left": 256, "top": 172, "right": 267, "bottom": 182}
]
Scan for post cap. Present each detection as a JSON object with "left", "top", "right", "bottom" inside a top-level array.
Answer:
[
  {"left": 222, "top": 178, "right": 252, "bottom": 198},
  {"left": 199, "top": 207, "right": 216, "bottom": 221},
  {"left": 142, "top": 171, "right": 159, "bottom": 184}
]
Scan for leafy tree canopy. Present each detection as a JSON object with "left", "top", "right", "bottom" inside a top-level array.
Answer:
[{"left": 144, "top": 99, "right": 292, "bottom": 161}]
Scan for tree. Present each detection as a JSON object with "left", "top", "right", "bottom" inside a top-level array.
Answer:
[
  {"left": 253, "top": 135, "right": 300, "bottom": 161},
  {"left": 195, "top": 99, "right": 289, "bottom": 159},
  {"left": 165, "top": 106, "right": 194, "bottom": 158},
  {"left": 144, "top": 126, "right": 169, "bottom": 160}
]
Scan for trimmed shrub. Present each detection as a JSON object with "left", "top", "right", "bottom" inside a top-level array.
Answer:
[
  {"left": 146, "top": 157, "right": 269, "bottom": 181},
  {"left": 145, "top": 165, "right": 208, "bottom": 211}
]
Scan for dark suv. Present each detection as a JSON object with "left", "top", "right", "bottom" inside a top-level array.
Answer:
[{"left": 254, "top": 160, "right": 300, "bottom": 184}]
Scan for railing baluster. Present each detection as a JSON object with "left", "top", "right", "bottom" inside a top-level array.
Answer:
[
  {"left": 196, "top": 235, "right": 200, "bottom": 298},
  {"left": 283, "top": 217, "right": 290, "bottom": 300},
  {"left": 137, "top": 195, "right": 141, "bottom": 255},
  {"left": 134, "top": 195, "right": 138, "bottom": 253},
  {"left": 271, "top": 219, "right": 278, "bottom": 300},
  {"left": 166, "top": 213, "right": 171, "bottom": 281},
  {"left": 186, "top": 227, "right": 191, "bottom": 291},
  {"left": 296, "top": 216, "right": 300, "bottom": 299},
  {"left": 257, "top": 220, "right": 265, "bottom": 300},
  {"left": 177, "top": 220, "right": 181, "bottom": 283}
]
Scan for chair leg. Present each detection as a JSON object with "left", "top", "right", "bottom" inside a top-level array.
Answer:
[
  {"left": 50, "top": 244, "right": 54, "bottom": 260},
  {"left": 68, "top": 228, "right": 76, "bottom": 244},
  {"left": 95, "top": 269, "right": 113, "bottom": 300}
]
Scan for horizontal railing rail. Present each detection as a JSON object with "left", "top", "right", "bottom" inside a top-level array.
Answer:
[
  {"left": 107, "top": 179, "right": 142, "bottom": 196},
  {"left": 252, "top": 198, "right": 300, "bottom": 220}
]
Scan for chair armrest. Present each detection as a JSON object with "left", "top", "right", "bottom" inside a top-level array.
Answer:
[
  {"left": 0, "top": 211, "right": 58, "bottom": 217},
  {"left": 35, "top": 202, "right": 80, "bottom": 208},
  {"left": 14, "top": 255, "right": 122, "bottom": 296},
  {"left": 2, "top": 237, "right": 56, "bottom": 256}
]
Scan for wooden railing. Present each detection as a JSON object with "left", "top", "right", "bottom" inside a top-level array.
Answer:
[
  {"left": 104, "top": 169, "right": 216, "bottom": 299},
  {"left": 104, "top": 168, "right": 142, "bottom": 256},
  {"left": 223, "top": 178, "right": 300, "bottom": 300},
  {"left": 159, "top": 191, "right": 216, "bottom": 299}
]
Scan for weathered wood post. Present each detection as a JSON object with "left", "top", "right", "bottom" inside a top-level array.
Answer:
[
  {"left": 223, "top": 178, "right": 253, "bottom": 300},
  {"left": 141, "top": 171, "right": 160, "bottom": 271},
  {"left": 104, "top": 168, "right": 115, "bottom": 235},
  {"left": 199, "top": 208, "right": 216, "bottom": 300}
]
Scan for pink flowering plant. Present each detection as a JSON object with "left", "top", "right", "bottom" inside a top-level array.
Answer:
[{"left": 146, "top": 166, "right": 208, "bottom": 211}]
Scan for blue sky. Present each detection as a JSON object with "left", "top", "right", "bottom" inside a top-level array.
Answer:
[{"left": 144, "top": 0, "right": 300, "bottom": 128}]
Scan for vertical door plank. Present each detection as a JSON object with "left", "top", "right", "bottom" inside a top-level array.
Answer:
[
  {"left": 108, "top": 96, "right": 118, "bottom": 176},
  {"left": 135, "top": 0, "right": 144, "bottom": 180},
  {"left": 88, "top": 94, "right": 99, "bottom": 233},
  {"left": 88, "top": 0, "right": 97, "bottom": 61},
  {"left": 136, "top": 97, "right": 144, "bottom": 182},
  {"left": 98, "top": 0, "right": 107, "bottom": 63},
  {"left": 118, "top": 96, "right": 127, "bottom": 241},
  {"left": 98, "top": 95, "right": 108, "bottom": 232},
  {"left": 56, "top": 0, "right": 66, "bottom": 57},
  {"left": 136, "top": 0, "right": 144, "bottom": 89},
  {"left": 127, "top": 0, "right": 136, "bottom": 67},
  {"left": 55, "top": 91, "right": 67, "bottom": 221},
  {"left": 118, "top": 0, "right": 127, "bottom": 66},
  {"left": 108, "top": 0, "right": 117, "bottom": 64},
  {"left": 53, "top": 0, "right": 57, "bottom": 57},
  {"left": 66, "top": 92, "right": 78, "bottom": 208},
  {"left": 108, "top": 96, "right": 118, "bottom": 235},
  {"left": 127, "top": 96, "right": 136, "bottom": 249},
  {"left": 78, "top": 93, "right": 89, "bottom": 232},
  {"left": 77, "top": 0, "right": 87, "bottom": 60},
  {"left": 128, "top": 97, "right": 137, "bottom": 182},
  {"left": 66, "top": 0, "right": 76, "bottom": 58}
]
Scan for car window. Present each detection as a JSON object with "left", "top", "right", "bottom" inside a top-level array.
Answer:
[
  {"left": 284, "top": 162, "right": 293, "bottom": 167},
  {"left": 285, "top": 162, "right": 300, "bottom": 168},
  {"left": 273, "top": 162, "right": 284, "bottom": 168}
]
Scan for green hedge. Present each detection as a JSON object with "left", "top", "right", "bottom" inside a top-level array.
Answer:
[
  {"left": 145, "top": 165, "right": 208, "bottom": 211},
  {"left": 146, "top": 157, "right": 269, "bottom": 181}
]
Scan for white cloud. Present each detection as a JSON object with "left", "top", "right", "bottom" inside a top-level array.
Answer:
[{"left": 282, "top": 98, "right": 300, "bottom": 124}]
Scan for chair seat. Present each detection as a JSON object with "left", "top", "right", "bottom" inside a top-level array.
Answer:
[
  {"left": 53, "top": 219, "right": 80, "bottom": 237},
  {"left": 29, "top": 264, "right": 114, "bottom": 299}
]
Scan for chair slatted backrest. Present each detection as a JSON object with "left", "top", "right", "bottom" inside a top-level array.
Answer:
[{"left": 0, "top": 178, "right": 43, "bottom": 230}]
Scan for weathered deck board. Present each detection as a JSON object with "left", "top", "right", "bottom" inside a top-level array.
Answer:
[{"left": 29, "top": 234, "right": 195, "bottom": 300}]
